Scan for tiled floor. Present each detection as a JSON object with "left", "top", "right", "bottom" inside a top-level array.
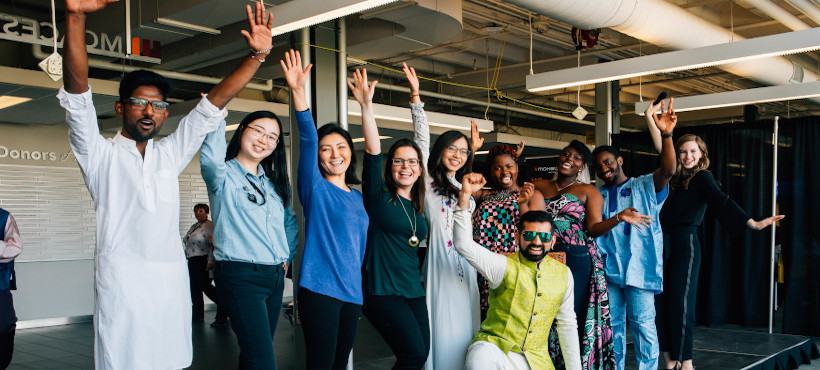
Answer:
[{"left": 7, "top": 310, "right": 819, "bottom": 369}]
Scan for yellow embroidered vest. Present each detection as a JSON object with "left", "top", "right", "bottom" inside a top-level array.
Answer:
[{"left": 473, "top": 252, "right": 569, "bottom": 370}]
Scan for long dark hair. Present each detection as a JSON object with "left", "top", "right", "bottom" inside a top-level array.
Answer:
[
  {"left": 428, "top": 130, "right": 474, "bottom": 199},
  {"left": 226, "top": 111, "right": 291, "bottom": 207},
  {"left": 317, "top": 123, "right": 361, "bottom": 185},
  {"left": 670, "top": 134, "right": 710, "bottom": 192},
  {"left": 384, "top": 139, "right": 426, "bottom": 214}
]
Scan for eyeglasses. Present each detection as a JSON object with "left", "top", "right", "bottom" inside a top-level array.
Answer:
[
  {"left": 246, "top": 125, "right": 279, "bottom": 144},
  {"left": 521, "top": 231, "right": 552, "bottom": 242},
  {"left": 391, "top": 158, "right": 420, "bottom": 167},
  {"left": 446, "top": 145, "right": 471, "bottom": 157},
  {"left": 124, "top": 97, "right": 169, "bottom": 113}
]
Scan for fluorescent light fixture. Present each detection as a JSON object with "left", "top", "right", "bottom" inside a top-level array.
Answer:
[
  {"left": 347, "top": 100, "right": 493, "bottom": 132},
  {"left": 528, "top": 27, "right": 820, "bottom": 92},
  {"left": 155, "top": 18, "right": 221, "bottom": 35},
  {"left": 269, "top": 0, "right": 401, "bottom": 37},
  {"left": 352, "top": 136, "right": 392, "bottom": 143},
  {"left": 0, "top": 96, "right": 31, "bottom": 109},
  {"left": 475, "top": 150, "right": 490, "bottom": 155},
  {"left": 635, "top": 80, "right": 820, "bottom": 114}
]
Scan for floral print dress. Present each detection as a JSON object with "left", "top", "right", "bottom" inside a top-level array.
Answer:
[{"left": 546, "top": 193, "right": 616, "bottom": 370}]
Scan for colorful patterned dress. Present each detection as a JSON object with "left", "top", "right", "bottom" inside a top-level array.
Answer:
[
  {"left": 546, "top": 193, "right": 616, "bottom": 370},
  {"left": 473, "top": 189, "right": 520, "bottom": 316}
]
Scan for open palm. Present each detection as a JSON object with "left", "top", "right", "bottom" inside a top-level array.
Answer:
[
  {"left": 347, "top": 68, "right": 377, "bottom": 105},
  {"left": 65, "top": 0, "right": 116, "bottom": 14},
  {"left": 280, "top": 50, "right": 312, "bottom": 90},
  {"left": 241, "top": 3, "right": 273, "bottom": 53}
]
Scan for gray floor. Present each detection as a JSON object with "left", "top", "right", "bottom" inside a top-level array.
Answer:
[{"left": 7, "top": 309, "right": 819, "bottom": 369}]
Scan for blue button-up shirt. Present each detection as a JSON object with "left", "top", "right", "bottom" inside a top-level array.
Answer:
[
  {"left": 200, "top": 120, "right": 298, "bottom": 265},
  {"left": 596, "top": 174, "right": 668, "bottom": 292}
]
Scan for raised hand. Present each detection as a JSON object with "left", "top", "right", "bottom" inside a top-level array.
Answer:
[
  {"left": 618, "top": 208, "right": 654, "bottom": 230},
  {"left": 241, "top": 3, "right": 273, "bottom": 55},
  {"left": 461, "top": 173, "right": 487, "bottom": 195},
  {"left": 653, "top": 97, "right": 677, "bottom": 134},
  {"left": 403, "top": 62, "right": 420, "bottom": 94},
  {"left": 515, "top": 140, "right": 526, "bottom": 158},
  {"left": 518, "top": 182, "right": 535, "bottom": 204},
  {"left": 470, "top": 120, "right": 484, "bottom": 151},
  {"left": 347, "top": 68, "right": 377, "bottom": 106},
  {"left": 65, "top": 0, "right": 116, "bottom": 14},
  {"left": 281, "top": 50, "right": 312, "bottom": 91}
]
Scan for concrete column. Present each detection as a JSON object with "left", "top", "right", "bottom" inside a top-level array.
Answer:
[{"left": 594, "top": 81, "right": 621, "bottom": 148}]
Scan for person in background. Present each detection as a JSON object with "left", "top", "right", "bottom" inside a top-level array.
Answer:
[
  {"left": 0, "top": 207, "right": 22, "bottom": 370},
  {"left": 456, "top": 173, "right": 581, "bottom": 370},
  {"left": 183, "top": 204, "right": 228, "bottom": 327},
  {"left": 644, "top": 106, "right": 784, "bottom": 370},
  {"left": 353, "top": 67, "right": 431, "bottom": 369},
  {"left": 60, "top": 1, "right": 274, "bottom": 367},
  {"left": 591, "top": 98, "right": 677, "bottom": 370},
  {"left": 472, "top": 143, "right": 543, "bottom": 319},
  {"left": 403, "top": 63, "right": 483, "bottom": 370},
  {"left": 283, "top": 50, "right": 369, "bottom": 370}
]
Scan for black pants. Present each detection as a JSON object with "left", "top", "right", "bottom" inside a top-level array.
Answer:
[
  {"left": 298, "top": 287, "right": 361, "bottom": 370},
  {"left": 656, "top": 227, "right": 701, "bottom": 362},
  {"left": 0, "top": 290, "right": 16, "bottom": 370},
  {"left": 363, "top": 295, "right": 430, "bottom": 370},
  {"left": 187, "top": 255, "right": 227, "bottom": 322},
  {"left": 553, "top": 242, "right": 591, "bottom": 337},
  {"left": 215, "top": 261, "right": 285, "bottom": 369}
]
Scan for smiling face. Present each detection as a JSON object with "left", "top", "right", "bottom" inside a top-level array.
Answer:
[
  {"left": 678, "top": 140, "right": 703, "bottom": 170},
  {"left": 490, "top": 154, "right": 518, "bottom": 189},
  {"left": 115, "top": 85, "right": 169, "bottom": 142},
  {"left": 518, "top": 221, "right": 555, "bottom": 263},
  {"left": 318, "top": 133, "right": 352, "bottom": 178},
  {"left": 557, "top": 146, "right": 586, "bottom": 177},
  {"left": 239, "top": 117, "right": 279, "bottom": 164},
  {"left": 391, "top": 145, "right": 422, "bottom": 190},
  {"left": 593, "top": 151, "right": 624, "bottom": 186},
  {"left": 441, "top": 137, "right": 470, "bottom": 175}
]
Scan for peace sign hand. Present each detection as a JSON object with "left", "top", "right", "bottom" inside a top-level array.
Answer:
[{"left": 652, "top": 97, "right": 677, "bottom": 134}]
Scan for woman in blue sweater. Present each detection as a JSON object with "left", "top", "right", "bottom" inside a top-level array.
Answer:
[
  {"left": 200, "top": 109, "right": 298, "bottom": 369},
  {"left": 281, "top": 50, "right": 369, "bottom": 369}
]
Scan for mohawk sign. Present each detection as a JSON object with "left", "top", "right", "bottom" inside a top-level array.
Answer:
[{"left": 0, "top": 11, "right": 161, "bottom": 63}]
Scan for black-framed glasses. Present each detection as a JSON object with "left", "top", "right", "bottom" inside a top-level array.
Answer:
[
  {"left": 391, "top": 158, "right": 420, "bottom": 167},
  {"left": 246, "top": 125, "right": 279, "bottom": 144},
  {"left": 521, "top": 231, "right": 552, "bottom": 242},
  {"left": 124, "top": 97, "right": 169, "bottom": 113},
  {"left": 446, "top": 145, "right": 471, "bottom": 157}
]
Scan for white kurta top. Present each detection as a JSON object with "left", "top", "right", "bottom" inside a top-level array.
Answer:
[
  {"left": 411, "top": 103, "right": 481, "bottom": 370},
  {"left": 58, "top": 87, "right": 223, "bottom": 370}
]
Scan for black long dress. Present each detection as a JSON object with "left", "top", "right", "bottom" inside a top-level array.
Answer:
[{"left": 656, "top": 170, "right": 750, "bottom": 362}]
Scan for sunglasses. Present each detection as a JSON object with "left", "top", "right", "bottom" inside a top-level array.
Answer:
[{"left": 521, "top": 231, "right": 552, "bottom": 242}]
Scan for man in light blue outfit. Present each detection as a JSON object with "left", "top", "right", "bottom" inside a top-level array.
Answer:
[{"left": 592, "top": 103, "right": 677, "bottom": 370}]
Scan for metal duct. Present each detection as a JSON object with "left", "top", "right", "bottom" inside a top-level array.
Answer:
[{"left": 503, "top": 0, "right": 819, "bottom": 93}]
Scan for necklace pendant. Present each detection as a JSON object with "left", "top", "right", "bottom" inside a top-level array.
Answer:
[{"left": 409, "top": 235, "right": 420, "bottom": 247}]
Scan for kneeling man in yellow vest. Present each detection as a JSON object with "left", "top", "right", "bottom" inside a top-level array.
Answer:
[{"left": 455, "top": 173, "right": 582, "bottom": 370}]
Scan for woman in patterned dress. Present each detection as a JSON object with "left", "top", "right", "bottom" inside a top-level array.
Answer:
[
  {"left": 472, "top": 144, "right": 545, "bottom": 319},
  {"left": 534, "top": 140, "right": 642, "bottom": 370}
]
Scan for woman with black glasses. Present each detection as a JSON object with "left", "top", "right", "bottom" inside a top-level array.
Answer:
[
  {"left": 351, "top": 68, "right": 430, "bottom": 370},
  {"left": 199, "top": 109, "right": 298, "bottom": 369}
]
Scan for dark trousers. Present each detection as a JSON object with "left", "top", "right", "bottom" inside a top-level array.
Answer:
[
  {"left": 553, "top": 242, "right": 592, "bottom": 337},
  {"left": 0, "top": 290, "right": 16, "bottom": 370},
  {"left": 363, "top": 295, "right": 430, "bottom": 370},
  {"left": 656, "top": 227, "right": 701, "bottom": 362},
  {"left": 187, "top": 255, "right": 227, "bottom": 322},
  {"left": 298, "top": 287, "right": 361, "bottom": 370},
  {"left": 214, "top": 261, "right": 285, "bottom": 370}
]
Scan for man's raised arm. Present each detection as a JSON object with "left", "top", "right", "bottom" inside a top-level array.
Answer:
[{"left": 63, "top": 0, "right": 116, "bottom": 94}]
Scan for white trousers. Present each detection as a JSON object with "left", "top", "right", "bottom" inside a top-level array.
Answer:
[{"left": 465, "top": 341, "right": 531, "bottom": 370}]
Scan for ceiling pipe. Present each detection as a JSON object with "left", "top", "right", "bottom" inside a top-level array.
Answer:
[
  {"left": 502, "top": 0, "right": 820, "bottom": 105},
  {"left": 783, "top": 0, "right": 820, "bottom": 24},
  {"left": 742, "top": 0, "right": 811, "bottom": 30},
  {"left": 32, "top": 45, "right": 273, "bottom": 91}
]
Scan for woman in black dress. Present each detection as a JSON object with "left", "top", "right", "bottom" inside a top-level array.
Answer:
[{"left": 654, "top": 133, "right": 784, "bottom": 370}]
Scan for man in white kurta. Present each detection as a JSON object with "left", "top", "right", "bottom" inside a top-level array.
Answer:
[{"left": 60, "top": 1, "right": 277, "bottom": 368}]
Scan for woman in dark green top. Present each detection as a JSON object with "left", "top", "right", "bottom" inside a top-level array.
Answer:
[{"left": 350, "top": 68, "right": 430, "bottom": 369}]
